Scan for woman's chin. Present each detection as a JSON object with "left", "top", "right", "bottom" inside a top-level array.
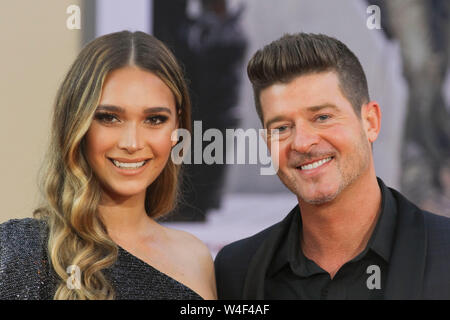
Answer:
[{"left": 101, "top": 183, "right": 149, "bottom": 200}]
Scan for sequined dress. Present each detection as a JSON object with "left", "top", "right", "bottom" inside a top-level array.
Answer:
[{"left": 0, "top": 218, "right": 203, "bottom": 300}]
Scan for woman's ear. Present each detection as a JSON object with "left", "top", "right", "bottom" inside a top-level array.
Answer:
[
  {"left": 176, "top": 108, "right": 181, "bottom": 128},
  {"left": 361, "top": 101, "right": 381, "bottom": 143},
  {"left": 172, "top": 109, "right": 182, "bottom": 147}
]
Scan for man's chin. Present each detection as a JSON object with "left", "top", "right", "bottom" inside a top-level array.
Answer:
[{"left": 298, "top": 189, "right": 340, "bottom": 206}]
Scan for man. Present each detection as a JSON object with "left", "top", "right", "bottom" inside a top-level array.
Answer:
[{"left": 214, "top": 33, "right": 450, "bottom": 299}]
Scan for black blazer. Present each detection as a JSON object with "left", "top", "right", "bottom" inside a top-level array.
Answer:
[{"left": 214, "top": 183, "right": 450, "bottom": 299}]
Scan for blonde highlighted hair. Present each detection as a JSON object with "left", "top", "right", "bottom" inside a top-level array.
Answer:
[{"left": 34, "top": 31, "right": 191, "bottom": 299}]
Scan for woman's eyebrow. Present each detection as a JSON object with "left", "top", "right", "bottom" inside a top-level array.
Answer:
[
  {"left": 96, "top": 105, "right": 125, "bottom": 113},
  {"left": 142, "top": 106, "right": 172, "bottom": 115},
  {"left": 96, "top": 105, "right": 172, "bottom": 114}
]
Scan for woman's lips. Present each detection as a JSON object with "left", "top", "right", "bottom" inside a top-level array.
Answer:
[
  {"left": 108, "top": 157, "right": 151, "bottom": 163},
  {"left": 108, "top": 157, "right": 151, "bottom": 175}
]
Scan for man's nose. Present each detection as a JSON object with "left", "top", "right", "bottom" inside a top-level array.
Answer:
[
  {"left": 118, "top": 123, "right": 144, "bottom": 153},
  {"left": 291, "top": 124, "right": 320, "bottom": 154}
]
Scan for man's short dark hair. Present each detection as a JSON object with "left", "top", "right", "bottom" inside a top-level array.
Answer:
[{"left": 247, "top": 33, "right": 370, "bottom": 123}]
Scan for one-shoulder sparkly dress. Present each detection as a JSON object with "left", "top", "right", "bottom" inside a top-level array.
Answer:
[{"left": 0, "top": 218, "right": 202, "bottom": 300}]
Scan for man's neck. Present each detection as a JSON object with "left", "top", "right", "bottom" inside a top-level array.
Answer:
[{"left": 298, "top": 173, "right": 382, "bottom": 278}]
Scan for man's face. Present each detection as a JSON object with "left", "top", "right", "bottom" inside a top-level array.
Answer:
[{"left": 261, "top": 71, "right": 377, "bottom": 205}]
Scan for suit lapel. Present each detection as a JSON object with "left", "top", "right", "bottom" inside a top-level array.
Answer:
[
  {"left": 384, "top": 188, "right": 427, "bottom": 299},
  {"left": 241, "top": 186, "right": 428, "bottom": 300},
  {"left": 242, "top": 207, "right": 298, "bottom": 299}
]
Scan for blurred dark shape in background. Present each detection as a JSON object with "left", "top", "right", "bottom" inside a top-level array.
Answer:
[
  {"left": 368, "top": 0, "right": 450, "bottom": 212},
  {"left": 154, "top": 0, "right": 247, "bottom": 221}
]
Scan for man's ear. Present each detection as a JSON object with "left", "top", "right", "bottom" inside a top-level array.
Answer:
[{"left": 361, "top": 101, "right": 381, "bottom": 143}]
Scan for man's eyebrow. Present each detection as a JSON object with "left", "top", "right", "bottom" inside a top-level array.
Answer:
[
  {"left": 306, "top": 103, "right": 340, "bottom": 112},
  {"left": 264, "top": 104, "right": 339, "bottom": 128},
  {"left": 96, "top": 105, "right": 172, "bottom": 114}
]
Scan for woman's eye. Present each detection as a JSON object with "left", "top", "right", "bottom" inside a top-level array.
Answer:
[
  {"left": 94, "top": 113, "right": 119, "bottom": 123},
  {"left": 146, "top": 115, "right": 168, "bottom": 125}
]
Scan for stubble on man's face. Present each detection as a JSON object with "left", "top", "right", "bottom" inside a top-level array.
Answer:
[
  {"left": 281, "top": 126, "right": 371, "bottom": 206},
  {"left": 261, "top": 72, "right": 373, "bottom": 207}
]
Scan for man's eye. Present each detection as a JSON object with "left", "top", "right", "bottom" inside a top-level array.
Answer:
[
  {"left": 146, "top": 115, "right": 168, "bottom": 125},
  {"left": 94, "top": 113, "right": 119, "bottom": 123},
  {"left": 275, "top": 125, "right": 289, "bottom": 132},
  {"left": 268, "top": 125, "right": 291, "bottom": 140},
  {"left": 316, "top": 115, "right": 331, "bottom": 122}
]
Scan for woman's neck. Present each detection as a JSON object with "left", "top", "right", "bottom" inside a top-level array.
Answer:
[{"left": 97, "top": 190, "right": 153, "bottom": 239}]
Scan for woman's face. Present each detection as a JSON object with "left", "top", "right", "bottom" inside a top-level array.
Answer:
[{"left": 85, "top": 66, "right": 178, "bottom": 201}]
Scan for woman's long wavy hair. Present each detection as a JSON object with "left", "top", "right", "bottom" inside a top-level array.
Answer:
[{"left": 33, "top": 31, "right": 191, "bottom": 300}]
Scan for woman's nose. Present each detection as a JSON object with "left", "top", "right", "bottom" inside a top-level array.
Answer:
[{"left": 117, "top": 122, "right": 144, "bottom": 153}]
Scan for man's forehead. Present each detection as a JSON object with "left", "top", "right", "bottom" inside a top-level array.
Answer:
[
  {"left": 261, "top": 72, "right": 341, "bottom": 99},
  {"left": 260, "top": 73, "right": 349, "bottom": 122}
]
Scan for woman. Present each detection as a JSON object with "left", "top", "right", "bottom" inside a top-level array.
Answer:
[{"left": 0, "top": 31, "right": 216, "bottom": 300}]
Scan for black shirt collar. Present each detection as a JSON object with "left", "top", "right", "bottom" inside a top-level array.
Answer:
[{"left": 267, "top": 177, "right": 397, "bottom": 278}]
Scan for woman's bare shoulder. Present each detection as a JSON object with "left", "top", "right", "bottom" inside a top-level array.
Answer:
[
  {"left": 161, "top": 225, "right": 217, "bottom": 299},
  {"left": 162, "top": 226, "right": 214, "bottom": 269},
  {"left": 164, "top": 226, "right": 209, "bottom": 252}
]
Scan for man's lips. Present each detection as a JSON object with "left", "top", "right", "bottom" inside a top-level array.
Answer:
[{"left": 294, "top": 156, "right": 334, "bottom": 170}]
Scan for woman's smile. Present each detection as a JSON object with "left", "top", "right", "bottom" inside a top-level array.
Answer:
[
  {"left": 108, "top": 157, "right": 152, "bottom": 175},
  {"left": 85, "top": 66, "right": 178, "bottom": 197}
]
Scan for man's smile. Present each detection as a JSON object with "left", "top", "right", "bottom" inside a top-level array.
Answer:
[{"left": 296, "top": 156, "right": 334, "bottom": 171}]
